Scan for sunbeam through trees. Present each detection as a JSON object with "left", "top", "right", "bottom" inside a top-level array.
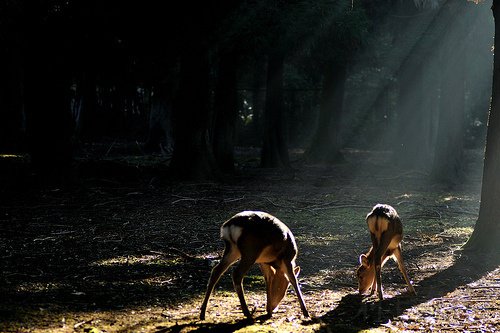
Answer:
[{"left": 0, "top": 0, "right": 499, "bottom": 332}]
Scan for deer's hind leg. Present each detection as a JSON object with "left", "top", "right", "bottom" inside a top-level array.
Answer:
[
  {"left": 200, "top": 240, "right": 240, "bottom": 320},
  {"left": 393, "top": 245, "right": 416, "bottom": 295}
]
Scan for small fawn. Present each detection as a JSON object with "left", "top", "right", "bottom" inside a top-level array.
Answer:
[
  {"left": 356, "top": 204, "right": 416, "bottom": 300},
  {"left": 200, "top": 211, "right": 309, "bottom": 320}
]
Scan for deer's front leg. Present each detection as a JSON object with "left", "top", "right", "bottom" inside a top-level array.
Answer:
[
  {"left": 259, "top": 263, "right": 276, "bottom": 316},
  {"left": 232, "top": 256, "right": 256, "bottom": 318},
  {"left": 282, "top": 261, "right": 309, "bottom": 318}
]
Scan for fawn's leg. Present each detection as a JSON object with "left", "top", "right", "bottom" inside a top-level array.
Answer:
[{"left": 393, "top": 245, "right": 416, "bottom": 295}]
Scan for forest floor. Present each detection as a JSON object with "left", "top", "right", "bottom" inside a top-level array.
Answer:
[{"left": 0, "top": 145, "right": 499, "bottom": 333}]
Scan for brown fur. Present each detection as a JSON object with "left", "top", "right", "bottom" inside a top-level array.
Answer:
[
  {"left": 200, "top": 211, "right": 309, "bottom": 319},
  {"left": 356, "top": 204, "right": 416, "bottom": 300}
]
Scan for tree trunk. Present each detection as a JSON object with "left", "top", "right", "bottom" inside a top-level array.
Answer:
[
  {"left": 463, "top": 0, "right": 500, "bottom": 254},
  {"left": 24, "top": 8, "right": 74, "bottom": 185},
  {"left": 213, "top": 50, "right": 239, "bottom": 173},
  {"left": 76, "top": 68, "right": 98, "bottom": 140},
  {"left": 395, "top": 60, "right": 433, "bottom": 171},
  {"left": 0, "top": 45, "right": 24, "bottom": 153},
  {"left": 431, "top": 50, "right": 465, "bottom": 183},
  {"left": 251, "top": 59, "right": 267, "bottom": 144},
  {"left": 261, "top": 52, "right": 289, "bottom": 168},
  {"left": 169, "top": 43, "right": 218, "bottom": 180},
  {"left": 431, "top": 0, "right": 473, "bottom": 184},
  {"left": 144, "top": 88, "right": 174, "bottom": 154},
  {"left": 306, "top": 63, "right": 347, "bottom": 163}
]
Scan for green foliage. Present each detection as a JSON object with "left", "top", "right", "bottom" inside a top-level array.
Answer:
[
  {"left": 212, "top": 0, "right": 369, "bottom": 67},
  {"left": 304, "top": 0, "right": 370, "bottom": 69}
]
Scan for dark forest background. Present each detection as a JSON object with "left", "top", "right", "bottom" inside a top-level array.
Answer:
[
  {"left": 0, "top": 0, "right": 493, "bottom": 184},
  {"left": 2, "top": 2, "right": 500, "bottom": 331}
]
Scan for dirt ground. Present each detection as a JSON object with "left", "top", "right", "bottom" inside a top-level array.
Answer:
[{"left": 0, "top": 148, "right": 499, "bottom": 332}]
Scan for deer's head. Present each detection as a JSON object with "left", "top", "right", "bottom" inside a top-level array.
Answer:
[
  {"left": 264, "top": 265, "right": 301, "bottom": 314},
  {"left": 356, "top": 253, "right": 375, "bottom": 295}
]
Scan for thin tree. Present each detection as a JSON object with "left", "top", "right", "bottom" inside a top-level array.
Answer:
[
  {"left": 213, "top": 49, "right": 239, "bottom": 173},
  {"left": 431, "top": 0, "right": 477, "bottom": 184},
  {"left": 169, "top": 4, "right": 219, "bottom": 180},
  {"left": 306, "top": 3, "right": 368, "bottom": 163},
  {"left": 261, "top": 50, "right": 289, "bottom": 167},
  {"left": 23, "top": 3, "right": 74, "bottom": 184},
  {"left": 306, "top": 62, "right": 348, "bottom": 162},
  {"left": 170, "top": 41, "right": 217, "bottom": 180},
  {"left": 464, "top": 0, "right": 500, "bottom": 255}
]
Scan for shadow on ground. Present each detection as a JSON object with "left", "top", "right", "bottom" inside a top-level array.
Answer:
[{"left": 306, "top": 251, "right": 499, "bottom": 332}]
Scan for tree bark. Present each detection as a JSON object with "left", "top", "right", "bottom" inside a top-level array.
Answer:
[
  {"left": 23, "top": 6, "right": 74, "bottom": 185},
  {"left": 144, "top": 88, "right": 174, "bottom": 154},
  {"left": 261, "top": 52, "right": 289, "bottom": 168},
  {"left": 0, "top": 45, "right": 24, "bottom": 153},
  {"left": 213, "top": 50, "right": 239, "bottom": 173},
  {"left": 306, "top": 63, "right": 347, "bottom": 163},
  {"left": 431, "top": 0, "right": 474, "bottom": 184},
  {"left": 395, "top": 56, "right": 433, "bottom": 171},
  {"left": 431, "top": 27, "right": 467, "bottom": 183},
  {"left": 169, "top": 43, "right": 218, "bottom": 180},
  {"left": 251, "top": 59, "right": 267, "bottom": 145},
  {"left": 76, "top": 68, "right": 98, "bottom": 140},
  {"left": 463, "top": 0, "right": 500, "bottom": 254}
]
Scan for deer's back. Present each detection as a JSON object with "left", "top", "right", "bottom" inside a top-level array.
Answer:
[
  {"left": 366, "top": 204, "right": 403, "bottom": 246},
  {"left": 221, "top": 211, "right": 298, "bottom": 262}
]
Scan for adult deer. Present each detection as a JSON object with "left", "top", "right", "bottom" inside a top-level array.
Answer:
[
  {"left": 200, "top": 211, "right": 309, "bottom": 320},
  {"left": 356, "top": 204, "right": 416, "bottom": 300}
]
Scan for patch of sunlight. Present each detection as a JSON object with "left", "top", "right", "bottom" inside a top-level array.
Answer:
[
  {"left": 244, "top": 275, "right": 265, "bottom": 287},
  {"left": 443, "top": 226, "right": 474, "bottom": 237},
  {"left": 16, "top": 281, "right": 67, "bottom": 293},
  {"left": 234, "top": 322, "right": 320, "bottom": 333},
  {"left": 443, "top": 195, "right": 457, "bottom": 202},
  {"left": 90, "top": 254, "right": 177, "bottom": 267},
  {"left": 0, "top": 153, "right": 29, "bottom": 160},
  {"left": 396, "top": 193, "right": 413, "bottom": 199},
  {"left": 440, "top": 195, "right": 475, "bottom": 202},
  {"left": 301, "top": 233, "right": 347, "bottom": 246}
]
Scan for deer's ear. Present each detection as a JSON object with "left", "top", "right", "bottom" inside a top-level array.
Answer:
[
  {"left": 359, "top": 254, "right": 369, "bottom": 267},
  {"left": 294, "top": 266, "right": 301, "bottom": 277}
]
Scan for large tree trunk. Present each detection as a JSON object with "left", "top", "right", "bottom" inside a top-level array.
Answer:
[
  {"left": 464, "top": 0, "right": 500, "bottom": 254},
  {"left": 431, "top": 0, "right": 473, "bottom": 184},
  {"left": 261, "top": 52, "right": 289, "bottom": 168},
  {"left": 395, "top": 59, "right": 433, "bottom": 171},
  {"left": 431, "top": 35, "right": 466, "bottom": 183},
  {"left": 0, "top": 45, "right": 24, "bottom": 153},
  {"left": 306, "top": 63, "right": 347, "bottom": 163},
  {"left": 431, "top": 70, "right": 465, "bottom": 184},
  {"left": 144, "top": 88, "right": 174, "bottom": 154},
  {"left": 213, "top": 50, "right": 239, "bottom": 173},
  {"left": 24, "top": 8, "right": 74, "bottom": 185},
  {"left": 392, "top": 1, "right": 468, "bottom": 172},
  {"left": 169, "top": 43, "right": 218, "bottom": 180},
  {"left": 75, "top": 68, "right": 98, "bottom": 140},
  {"left": 251, "top": 59, "right": 267, "bottom": 144}
]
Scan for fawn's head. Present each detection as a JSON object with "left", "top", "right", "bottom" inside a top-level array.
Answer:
[{"left": 356, "top": 254, "right": 375, "bottom": 294}]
